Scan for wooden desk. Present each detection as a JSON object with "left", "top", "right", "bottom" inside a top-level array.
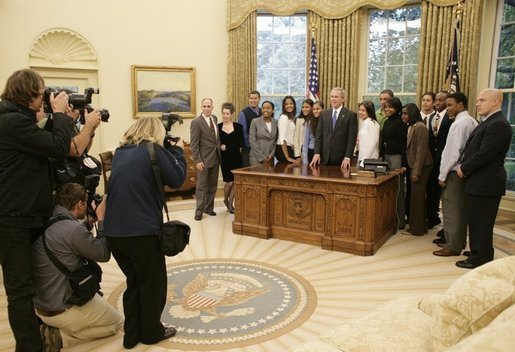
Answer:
[{"left": 232, "top": 164, "right": 398, "bottom": 256}]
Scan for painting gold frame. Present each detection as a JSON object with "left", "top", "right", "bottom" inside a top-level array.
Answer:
[{"left": 131, "top": 65, "right": 196, "bottom": 118}]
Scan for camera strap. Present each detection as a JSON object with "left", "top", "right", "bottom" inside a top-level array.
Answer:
[
  {"left": 146, "top": 142, "right": 170, "bottom": 223},
  {"left": 41, "top": 215, "right": 76, "bottom": 277}
]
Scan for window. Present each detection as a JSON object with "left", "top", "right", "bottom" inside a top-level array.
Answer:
[
  {"left": 257, "top": 15, "right": 307, "bottom": 117},
  {"left": 493, "top": 0, "right": 515, "bottom": 192},
  {"left": 364, "top": 6, "right": 421, "bottom": 108}
]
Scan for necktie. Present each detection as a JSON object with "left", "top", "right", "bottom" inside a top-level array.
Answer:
[
  {"left": 332, "top": 110, "right": 337, "bottom": 129},
  {"left": 209, "top": 118, "right": 216, "bottom": 136},
  {"left": 433, "top": 113, "right": 440, "bottom": 136}
]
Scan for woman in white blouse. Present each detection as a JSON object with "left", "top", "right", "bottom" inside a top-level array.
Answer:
[
  {"left": 276, "top": 95, "right": 297, "bottom": 163},
  {"left": 357, "top": 101, "right": 380, "bottom": 167}
]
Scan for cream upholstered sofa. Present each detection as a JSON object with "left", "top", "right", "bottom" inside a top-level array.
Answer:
[{"left": 290, "top": 255, "right": 515, "bottom": 352}]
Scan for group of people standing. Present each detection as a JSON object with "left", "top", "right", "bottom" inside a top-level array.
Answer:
[{"left": 375, "top": 88, "right": 511, "bottom": 271}]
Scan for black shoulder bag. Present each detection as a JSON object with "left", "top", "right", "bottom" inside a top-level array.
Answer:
[
  {"left": 42, "top": 215, "right": 103, "bottom": 306},
  {"left": 146, "top": 142, "right": 190, "bottom": 257}
]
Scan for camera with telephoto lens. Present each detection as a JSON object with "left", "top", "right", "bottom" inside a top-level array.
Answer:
[
  {"left": 43, "top": 87, "right": 110, "bottom": 123},
  {"left": 161, "top": 112, "right": 183, "bottom": 144}
]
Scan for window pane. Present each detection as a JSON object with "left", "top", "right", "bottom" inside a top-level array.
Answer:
[
  {"left": 257, "top": 70, "right": 273, "bottom": 93},
  {"left": 499, "top": 23, "right": 515, "bottom": 57},
  {"left": 291, "top": 16, "right": 307, "bottom": 43},
  {"left": 257, "top": 17, "right": 273, "bottom": 42},
  {"left": 369, "top": 39, "right": 386, "bottom": 66},
  {"left": 387, "top": 38, "right": 404, "bottom": 65},
  {"left": 370, "top": 11, "right": 387, "bottom": 39},
  {"left": 257, "top": 44, "right": 273, "bottom": 68},
  {"left": 289, "top": 44, "right": 306, "bottom": 68},
  {"left": 388, "top": 9, "right": 406, "bottom": 37},
  {"left": 273, "top": 44, "right": 292, "bottom": 68},
  {"left": 289, "top": 70, "right": 306, "bottom": 94},
  {"left": 368, "top": 66, "right": 385, "bottom": 93},
  {"left": 386, "top": 66, "right": 402, "bottom": 92},
  {"left": 404, "top": 65, "right": 418, "bottom": 92},
  {"left": 406, "top": 7, "right": 422, "bottom": 35},
  {"left": 405, "top": 36, "right": 420, "bottom": 64},
  {"left": 503, "top": 0, "right": 515, "bottom": 22},
  {"left": 272, "top": 70, "right": 289, "bottom": 93},
  {"left": 272, "top": 17, "right": 290, "bottom": 43},
  {"left": 495, "top": 58, "right": 515, "bottom": 89}
]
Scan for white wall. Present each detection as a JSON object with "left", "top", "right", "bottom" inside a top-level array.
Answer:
[{"left": 0, "top": 0, "right": 228, "bottom": 151}]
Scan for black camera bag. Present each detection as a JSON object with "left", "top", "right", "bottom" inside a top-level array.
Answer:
[
  {"left": 42, "top": 215, "right": 103, "bottom": 306},
  {"left": 146, "top": 142, "right": 190, "bottom": 257}
]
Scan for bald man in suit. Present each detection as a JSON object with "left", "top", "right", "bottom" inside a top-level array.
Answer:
[
  {"left": 456, "top": 89, "right": 512, "bottom": 269},
  {"left": 310, "top": 87, "right": 358, "bottom": 171},
  {"left": 190, "top": 98, "right": 221, "bottom": 221}
]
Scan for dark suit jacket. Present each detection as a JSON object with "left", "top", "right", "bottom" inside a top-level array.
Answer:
[
  {"left": 406, "top": 122, "right": 433, "bottom": 177},
  {"left": 460, "top": 111, "right": 512, "bottom": 197},
  {"left": 190, "top": 114, "right": 221, "bottom": 168},
  {"left": 314, "top": 107, "right": 358, "bottom": 165},
  {"left": 428, "top": 111, "right": 453, "bottom": 165}
]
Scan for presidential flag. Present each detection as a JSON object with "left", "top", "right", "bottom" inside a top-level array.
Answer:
[
  {"left": 446, "top": 16, "right": 460, "bottom": 93},
  {"left": 308, "top": 37, "right": 320, "bottom": 101}
]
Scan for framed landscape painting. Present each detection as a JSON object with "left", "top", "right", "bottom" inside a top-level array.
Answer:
[{"left": 131, "top": 65, "right": 196, "bottom": 118}]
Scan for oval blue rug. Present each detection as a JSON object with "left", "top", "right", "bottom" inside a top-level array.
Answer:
[{"left": 109, "top": 259, "right": 317, "bottom": 350}]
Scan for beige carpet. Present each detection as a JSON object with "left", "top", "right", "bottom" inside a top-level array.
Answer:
[{"left": 0, "top": 200, "right": 512, "bottom": 352}]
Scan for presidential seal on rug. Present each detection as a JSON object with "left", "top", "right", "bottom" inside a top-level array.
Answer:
[{"left": 109, "top": 259, "right": 317, "bottom": 350}]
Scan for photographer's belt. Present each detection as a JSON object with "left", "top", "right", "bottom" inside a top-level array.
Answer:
[{"left": 36, "top": 308, "right": 66, "bottom": 317}]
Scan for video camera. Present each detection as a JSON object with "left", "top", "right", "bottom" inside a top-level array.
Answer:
[
  {"left": 161, "top": 112, "right": 183, "bottom": 144},
  {"left": 43, "top": 87, "right": 110, "bottom": 123}
]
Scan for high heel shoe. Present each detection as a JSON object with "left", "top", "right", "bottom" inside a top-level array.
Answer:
[{"left": 224, "top": 198, "right": 232, "bottom": 213}]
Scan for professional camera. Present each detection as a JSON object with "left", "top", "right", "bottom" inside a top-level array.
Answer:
[
  {"left": 43, "top": 87, "right": 110, "bottom": 123},
  {"left": 161, "top": 112, "right": 183, "bottom": 144}
]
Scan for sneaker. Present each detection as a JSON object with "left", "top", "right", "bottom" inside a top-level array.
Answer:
[{"left": 40, "top": 324, "right": 63, "bottom": 352}]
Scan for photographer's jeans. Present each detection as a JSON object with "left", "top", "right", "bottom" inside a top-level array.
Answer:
[{"left": 0, "top": 225, "right": 43, "bottom": 352}]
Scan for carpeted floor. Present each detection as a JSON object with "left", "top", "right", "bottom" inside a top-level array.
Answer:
[{"left": 0, "top": 200, "right": 513, "bottom": 352}]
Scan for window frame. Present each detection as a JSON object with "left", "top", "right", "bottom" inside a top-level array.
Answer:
[
  {"left": 256, "top": 13, "right": 308, "bottom": 117},
  {"left": 363, "top": 4, "right": 422, "bottom": 106},
  {"left": 490, "top": 0, "right": 515, "bottom": 194}
]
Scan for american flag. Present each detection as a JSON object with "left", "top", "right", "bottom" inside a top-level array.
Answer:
[
  {"left": 446, "top": 16, "right": 460, "bottom": 93},
  {"left": 308, "top": 37, "right": 320, "bottom": 101}
]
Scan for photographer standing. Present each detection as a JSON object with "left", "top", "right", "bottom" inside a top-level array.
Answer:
[
  {"left": 104, "top": 116, "right": 186, "bottom": 349},
  {"left": 0, "top": 69, "right": 74, "bottom": 351}
]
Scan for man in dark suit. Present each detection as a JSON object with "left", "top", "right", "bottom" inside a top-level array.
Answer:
[
  {"left": 190, "top": 98, "right": 221, "bottom": 221},
  {"left": 426, "top": 91, "right": 453, "bottom": 231},
  {"left": 456, "top": 89, "right": 512, "bottom": 269},
  {"left": 238, "top": 90, "right": 261, "bottom": 167},
  {"left": 310, "top": 87, "right": 357, "bottom": 171}
]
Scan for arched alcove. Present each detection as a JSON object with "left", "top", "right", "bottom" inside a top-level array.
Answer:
[{"left": 29, "top": 28, "right": 98, "bottom": 69}]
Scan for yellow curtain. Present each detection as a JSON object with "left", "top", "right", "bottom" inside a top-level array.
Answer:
[
  {"left": 227, "top": 0, "right": 464, "bottom": 30},
  {"left": 417, "top": 0, "right": 483, "bottom": 106},
  {"left": 227, "top": 12, "right": 257, "bottom": 116},
  {"left": 309, "top": 11, "right": 362, "bottom": 111}
]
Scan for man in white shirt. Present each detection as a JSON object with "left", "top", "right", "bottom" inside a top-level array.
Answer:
[
  {"left": 420, "top": 92, "right": 436, "bottom": 127},
  {"left": 433, "top": 92, "right": 477, "bottom": 257}
]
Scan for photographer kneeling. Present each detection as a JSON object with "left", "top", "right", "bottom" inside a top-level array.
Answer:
[{"left": 32, "top": 183, "right": 123, "bottom": 351}]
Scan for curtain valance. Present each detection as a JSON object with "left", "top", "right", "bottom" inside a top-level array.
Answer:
[{"left": 227, "top": 0, "right": 464, "bottom": 30}]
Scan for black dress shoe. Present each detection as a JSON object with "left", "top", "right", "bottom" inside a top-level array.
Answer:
[
  {"left": 433, "top": 237, "right": 446, "bottom": 245},
  {"left": 463, "top": 251, "right": 471, "bottom": 257},
  {"left": 162, "top": 326, "right": 177, "bottom": 340},
  {"left": 456, "top": 260, "right": 477, "bottom": 269},
  {"left": 194, "top": 214, "right": 202, "bottom": 221},
  {"left": 204, "top": 210, "right": 216, "bottom": 216}
]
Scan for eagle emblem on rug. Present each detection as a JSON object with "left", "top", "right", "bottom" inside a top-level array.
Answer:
[{"left": 168, "top": 272, "right": 270, "bottom": 323}]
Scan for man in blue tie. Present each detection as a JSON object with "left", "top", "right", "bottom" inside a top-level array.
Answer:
[{"left": 310, "top": 87, "right": 358, "bottom": 171}]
